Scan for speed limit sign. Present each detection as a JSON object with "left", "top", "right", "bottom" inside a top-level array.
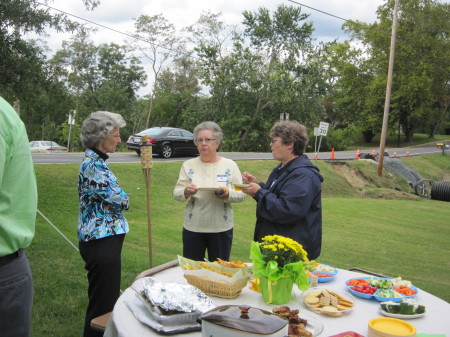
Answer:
[{"left": 318, "top": 122, "right": 329, "bottom": 136}]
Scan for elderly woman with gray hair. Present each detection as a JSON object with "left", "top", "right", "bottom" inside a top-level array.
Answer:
[
  {"left": 78, "top": 111, "right": 129, "bottom": 337},
  {"left": 173, "top": 121, "right": 246, "bottom": 262}
]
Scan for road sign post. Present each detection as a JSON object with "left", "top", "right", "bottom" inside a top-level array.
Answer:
[{"left": 314, "top": 122, "right": 329, "bottom": 160}]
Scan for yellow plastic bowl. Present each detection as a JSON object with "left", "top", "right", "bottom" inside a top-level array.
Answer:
[{"left": 368, "top": 317, "right": 416, "bottom": 337}]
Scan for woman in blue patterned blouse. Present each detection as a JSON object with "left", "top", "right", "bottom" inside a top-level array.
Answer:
[{"left": 78, "top": 111, "right": 129, "bottom": 337}]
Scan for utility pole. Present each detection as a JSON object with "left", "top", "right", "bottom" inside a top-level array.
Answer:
[{"left": 378, "top": 0, "right": 399, "bottom": 176}]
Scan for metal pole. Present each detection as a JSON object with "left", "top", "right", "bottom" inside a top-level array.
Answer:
[
  {"left": 140, "top": 135, "right": 153, "bottom": 267},
  {"left": 316, "top": 135, "right": 323, "bottom": 160},
  {"left": 378, "top": 0, "right": 399, "bottom": 176}
]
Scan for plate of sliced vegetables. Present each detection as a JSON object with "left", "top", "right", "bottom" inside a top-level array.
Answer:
[
  {"left": 379, "top": 298, "right": 425, "bottom": 319},
  {"left": 345, "top": 277, "right": 418, "bottom": 302}
]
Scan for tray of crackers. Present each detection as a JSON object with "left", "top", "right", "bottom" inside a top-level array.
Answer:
[{"left": 301, "top": 287, "right": 355, "bottom": 317}]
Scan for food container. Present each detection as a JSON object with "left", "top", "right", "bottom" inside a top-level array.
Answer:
[
  {"left": 368, "top": 317, "right": 416, "bottom": 337},
  {"left": 302, "top": 287, "right": 355, "bottom": 317},
  {"left": 136, "top": 292, "right": 201, "bottom": 326},
  {"left": 179, "top": 256, "right": 250, "bottom": 298},
  {"left": 137, "top": 277, "right": 216, "bottom": 327},
  {"left": 201, "top": 305, "right": 288, "bottom": 337},
  {"left": 346, "top": 277, "right": 418, "bottom": 302},
  {"left": 313, "top": 271, "right": 336, "bottom": 283}
]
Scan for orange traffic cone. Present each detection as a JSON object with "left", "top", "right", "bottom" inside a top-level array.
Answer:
[
  {"left": 313, "top": 152, "right": 318, "bottom": 160},
  {"left": 406, "top": 151, "right": 410, "bottom": 157},
  {"left": 393, "top": 152, "right": 397, "bottom": 157},
  {"left": 355, "top": 148, "right": 360, "bottom": 159},
  {"left": 371, "top": 149, "right": 375, "bottom": 157},
  {"left": 330, "top": 147, "right": 335, "bottom": 159}
]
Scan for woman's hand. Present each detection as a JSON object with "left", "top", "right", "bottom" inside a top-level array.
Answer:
[
  {"left": 214, "top": 188, "right": 229, "bottom": 200},
  {"left": 243, "top": 172, "right": 258, "bottom": 184},
  {"left": 242, "top": 183, "right": 261, "bottom": 197},
  {"left": 184, "top": 184, "right": 198, "bottom": 198}
]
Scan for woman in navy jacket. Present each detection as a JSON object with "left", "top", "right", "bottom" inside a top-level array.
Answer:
[{"left": 242, "top": 121, "right": 323, "bottom": 260}]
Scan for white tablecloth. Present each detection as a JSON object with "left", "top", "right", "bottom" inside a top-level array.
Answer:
[{"left": 104, "top": 266, "right": 450, "bottom": 337}]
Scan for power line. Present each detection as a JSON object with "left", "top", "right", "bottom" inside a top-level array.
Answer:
[
  {"left": 286, "top": 0, "right": 351, "bottom": 22},
  {"left": 36, "top": 1, "right": 449, "bottom": 78},
  {"left": 287, "top": 0, "right": 450, "bottom": 77},
  {"left": 36, "top": 1, "right": 179, "bottom": 55}
]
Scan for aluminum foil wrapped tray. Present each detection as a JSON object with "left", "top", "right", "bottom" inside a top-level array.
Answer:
[{"left": 138, "top": 277, "right": 216, "bottom": 326}]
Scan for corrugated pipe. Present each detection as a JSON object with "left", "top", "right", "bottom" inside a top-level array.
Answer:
[{"left": 431, "top": 181, "right": 450, "bottom": 202}]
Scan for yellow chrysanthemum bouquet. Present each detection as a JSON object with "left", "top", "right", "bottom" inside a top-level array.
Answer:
[{"left": 250, "top": 235, "right": 310, "bottom": 304}]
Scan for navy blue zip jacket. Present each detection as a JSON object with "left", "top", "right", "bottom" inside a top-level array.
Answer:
[{"left": 253, "top": 154, "right": 324, "bottom": 260}]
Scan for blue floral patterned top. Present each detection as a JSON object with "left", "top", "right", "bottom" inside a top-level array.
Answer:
[{"left": 77, "top": 149, "right": 129, "bottom": 242}]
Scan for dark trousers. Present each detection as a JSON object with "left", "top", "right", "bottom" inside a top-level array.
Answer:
[
  {"left": 79, "top": 234, "right": 125, "bottom": 337},
  {"left": 182, "top": 228, "right": 233, "bottom": 261},
  {"left": 0, "top": 249, "right": 33, "bottom": 337}
]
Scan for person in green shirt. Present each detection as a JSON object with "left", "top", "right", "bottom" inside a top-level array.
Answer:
[{"left": 0, "top": 96, "right": 38, "bottom": 337}]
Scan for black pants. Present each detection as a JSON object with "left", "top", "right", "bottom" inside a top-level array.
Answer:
[
  {"left": 182, "top": 228, "right": 233, "bottom": 261},
  {"left": 79, "top": 234, "right": 125, "bottom": 337}
]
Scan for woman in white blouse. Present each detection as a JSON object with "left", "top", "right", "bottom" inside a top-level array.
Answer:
[{"left": 173, "top": 121, "right": 246, "bottom": 261}]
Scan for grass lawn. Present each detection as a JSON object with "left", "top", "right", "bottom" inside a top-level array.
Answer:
[{"left": 28, "top": 154, "right": 450, "bottom": 336}]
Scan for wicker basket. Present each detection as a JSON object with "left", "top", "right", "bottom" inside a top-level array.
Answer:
[{"left": 184, "top": 274, "right": 249, "bottom": 299}]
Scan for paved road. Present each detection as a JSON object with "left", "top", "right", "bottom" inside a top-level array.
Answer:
[{"left": 31, "top": 145, "right": 446, "bottom": 164}]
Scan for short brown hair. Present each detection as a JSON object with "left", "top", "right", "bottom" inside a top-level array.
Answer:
[{"left": 270, "top": 121, "right": 308, "bottom": 155}]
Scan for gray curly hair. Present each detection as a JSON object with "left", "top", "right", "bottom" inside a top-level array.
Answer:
[
  {"left": 193, "top": 121, "right": 223, "bottom": 147},
  {"left": 80, "top": 111, "right": 126, "bottom": 149}
]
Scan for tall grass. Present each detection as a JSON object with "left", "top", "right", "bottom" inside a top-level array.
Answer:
[{"left": 29, "top": 155, "right": 450, "bottom": 336}]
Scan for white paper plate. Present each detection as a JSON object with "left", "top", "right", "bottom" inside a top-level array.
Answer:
[
  {"left": 233, "top": 184, "right": 249, "bottom": 188},
  {"left": 379, "top": 308, "right": 425, "bottom": 319}
]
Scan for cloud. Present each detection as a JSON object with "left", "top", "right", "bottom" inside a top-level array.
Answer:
[
  {"left": 32, "top": 0, "right": 388, "bottom": 96},
  {"left": 46, "top": 0, "right": 385, "bottom": 46}
]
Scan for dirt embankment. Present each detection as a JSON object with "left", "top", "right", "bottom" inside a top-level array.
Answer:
[
  {"left": 330, "top": 162, "right": 370, "bottom": 187},
  {"left": 328, "top": 160, "right": 420, "bottom": 200}
]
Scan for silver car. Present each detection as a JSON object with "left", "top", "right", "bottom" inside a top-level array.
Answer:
[{"left": 29, "top": 141, "right": 68, "bottom": 153}]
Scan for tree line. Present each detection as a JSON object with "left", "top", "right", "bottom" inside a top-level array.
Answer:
[{"left": 1, "top": 0, "right": 448, "bottom": 152}]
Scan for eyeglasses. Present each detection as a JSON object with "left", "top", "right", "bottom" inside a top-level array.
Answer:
[
  {"left": 196, "top": 138, "right": 216, "bottom": 144},
  {"left": 270, "top": 139, "right": 281, "bottom": 144}
]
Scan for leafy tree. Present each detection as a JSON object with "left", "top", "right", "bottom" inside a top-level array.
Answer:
[
  {"left": 339, "top": 0, "right": 450, "bottom": 143},
  {"left": 51, "top": 32, "right": 146, "bottom": 138},
  {"left": 191, "top": 5, "right": 326, "bottom": 151},
  {"left": 0, "top": 0, "right": 99, "bottom": 101},
  {"left": 130, "top": 13, "right": 184, "bottom": 128},
  {"left": 234, "top": 4, "right": 316, "bottom": 150},
  {"left": 152, "top": 56, "right": 202, "bottom": 129}
]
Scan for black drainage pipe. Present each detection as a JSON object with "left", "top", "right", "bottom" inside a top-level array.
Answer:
[{"left": 431, "top": 181, "right": 450, "bottom": 202}]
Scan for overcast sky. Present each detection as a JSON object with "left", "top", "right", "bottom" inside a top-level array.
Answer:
[
  {"left": 40, "top": 0, "right": 389, "bottom": 51},
  {"left": 34, "top": 0, "right": 393, "bottom": 96}
]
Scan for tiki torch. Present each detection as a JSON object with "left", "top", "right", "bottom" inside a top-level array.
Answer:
[{"left": 140, "top": 134, "right": 153, "bottom": 267}]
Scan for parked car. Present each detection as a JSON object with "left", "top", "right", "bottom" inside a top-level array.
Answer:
[
  {"left": 29, "top": 140, "right": 68, "bottom": 153},
  {"left": 127, "top": 127, "right": 199, "bottom": 158}
]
